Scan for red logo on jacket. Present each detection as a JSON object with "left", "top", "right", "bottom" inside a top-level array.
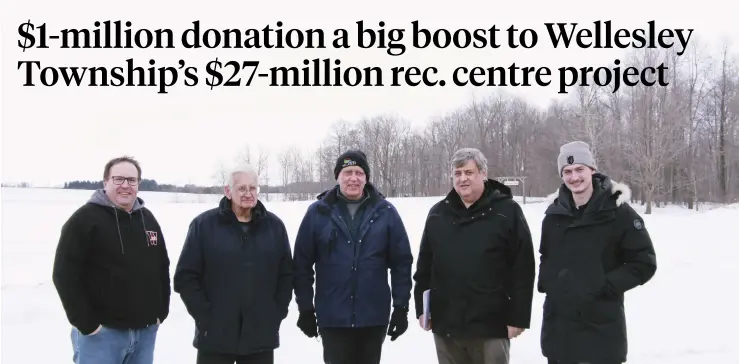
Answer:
[{"left": 146, "top": 231, "right": 158, "bottom": 246}]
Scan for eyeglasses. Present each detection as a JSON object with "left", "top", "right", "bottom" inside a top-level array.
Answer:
[
  {"left": 233, "top": 185, "right": 259, "bottom": 194},
  {"left": 110, "top": 176, "right": 139, "bottom": 186}
]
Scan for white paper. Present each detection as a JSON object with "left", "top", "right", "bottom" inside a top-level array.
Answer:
[{"left": 422, "top": 289, "right": 431, "bottom": 330}]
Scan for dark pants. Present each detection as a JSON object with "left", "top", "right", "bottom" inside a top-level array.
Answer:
[
  {"left": 433, "top": 334, "right": 510, "bottom": 364},
  {"left": 319, "top": 325, "right": 387, "bottom": 364},
  {"left": 196, "top": 350, "right": 273, "bottom": 364},
  {"left": 547, "top": 359, "right": 622, "bottom": 364}
]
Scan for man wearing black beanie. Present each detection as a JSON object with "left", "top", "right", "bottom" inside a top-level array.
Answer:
[
  {"left": 293, "top": 149, "right": 414, "bottom": 364},
  {"left": 333, "top": 150, "right": 370, "bottom": 181}
]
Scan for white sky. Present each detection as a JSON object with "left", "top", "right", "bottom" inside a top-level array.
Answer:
[{"left": 2, "top": 0, "right": 737, "bottom": 187}]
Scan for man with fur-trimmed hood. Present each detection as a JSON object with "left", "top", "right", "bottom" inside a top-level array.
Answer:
[{"left": 537, "top": 141, "right": 657, "bottom": 364}]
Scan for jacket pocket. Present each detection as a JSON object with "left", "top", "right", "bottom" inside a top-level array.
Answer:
[
  {"left": 464, "top": 285, "right": 507, "bottom": 324},
  {"left": 538, "top": 263, "right": 553, "bottom": 294},
  {"left": 196, "top": 307, "right": 212, "bottom": 336},
  {"left": 317, "top": 229, "right": 338, "bottom": 263},
  {"left": 583, "top": 298, "right": 621, "bottom": 324}
]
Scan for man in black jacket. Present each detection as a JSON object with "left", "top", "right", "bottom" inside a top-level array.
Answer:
[
  {"left": 52, "top": 156, "right": 171, "bottom": 364},
  {"left": 173, "top": 163, "right": 293, "bottom": 364},
  {"left": 538, "top": 141, "right": 657, "bottom": 364},
  {"left": 413, "top": 147, "right": 536, "bottom": 364}
]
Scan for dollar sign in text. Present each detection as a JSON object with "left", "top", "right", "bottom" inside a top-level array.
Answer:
[
  {"left": 17, "top": 21, "right": 49, "bottom": 51},
  {"left": 205, "top": 59, "right": 261, "bottom": 89}
]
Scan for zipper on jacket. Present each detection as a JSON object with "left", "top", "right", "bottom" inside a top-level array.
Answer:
[
  {"left": 336, "top": 213, "right": 358, "bottom": 327},
  {"left": 328, "top": 230, "right": 337, "bottom": 260},
  {"left": 355, "top": 202, "right": 386, "bottom": 327},
  {"left": 331, "top": 202, "right": 387, "bottom": 328},
  {"left": 332, "top": 210, "right": 360, "bottom": 327}
]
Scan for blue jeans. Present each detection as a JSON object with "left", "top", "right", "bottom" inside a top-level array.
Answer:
[{"left": 71, "top": 324, "right": 159, "bottom": 364}]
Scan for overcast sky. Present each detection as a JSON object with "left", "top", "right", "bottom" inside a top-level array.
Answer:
[{"left": 2, "top": 0, "right": 737, "bottom": 187}]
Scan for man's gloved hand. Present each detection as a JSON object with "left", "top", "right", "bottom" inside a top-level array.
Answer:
[
  {"left": 297, "top": 310, "right": 318, "bottom": 338},
  {"left": 387, "top": 306, "right": 408, "bottom": 341}
]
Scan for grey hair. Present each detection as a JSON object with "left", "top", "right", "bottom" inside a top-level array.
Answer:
[
  {"left": 227, "top": 163, "right": 259, "bottom": 188},
  {"left": 450, "top": 148, "right": 488, "bottom": 174}
]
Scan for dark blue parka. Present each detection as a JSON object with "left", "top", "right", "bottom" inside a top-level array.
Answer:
[
  {"left": 293, "top": 183, "right": 414, "bottom": 328},
  {"left": 173, "top": 197, "right": 293, "bottom": 355}
]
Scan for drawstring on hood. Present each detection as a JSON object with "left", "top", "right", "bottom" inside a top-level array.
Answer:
[{"left": 88, "top": 189, "right": 149, "bottom": 254}]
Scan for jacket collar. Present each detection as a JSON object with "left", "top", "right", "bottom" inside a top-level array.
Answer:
[
  {"left": 217, "top": 196, "right": 268, "bottom": 224},
  {"left": 443, "top": 178, "right": 513, "bottom": 215},
  {"left": 316, "top": 182, "right": 385, "bottom": 207}
]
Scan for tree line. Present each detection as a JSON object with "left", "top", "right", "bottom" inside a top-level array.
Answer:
[
  {"left": 237, "top": 40, "right": 738, "bottom": 214},
  {"left": 54, "top": 40, "right": 739, "bottom": 214},
  {"left": 62, "top": 179, "right": 224, "bottom": 194},
  {"left": 60, "top": 179, "right": 312, "bottom": 197}
]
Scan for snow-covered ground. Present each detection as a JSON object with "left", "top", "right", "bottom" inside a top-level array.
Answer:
[{"left": 2, "top": 187, "right": 737, "bottom": 363}]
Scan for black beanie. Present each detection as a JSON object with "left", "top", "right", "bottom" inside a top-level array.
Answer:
[{"left": 334, "top": 150, "right": 370, "bottom": 180}]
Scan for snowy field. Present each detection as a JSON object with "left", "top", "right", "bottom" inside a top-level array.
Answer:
[{"left": 2, "top": 186, "right": 738, "bottom": 363}]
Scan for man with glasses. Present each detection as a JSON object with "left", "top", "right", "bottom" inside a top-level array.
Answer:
[
  {"left": 174, "top": 164, "right": 293, "bottom": 364},
  {"left": 52, "top": 156, "right": 171, "bottom": 364}
]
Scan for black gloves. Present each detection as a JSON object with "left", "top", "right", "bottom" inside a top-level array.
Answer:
[
  {"left": 297, "top": 310, "right": 318, "bottom": 338},
  {"left": 298, "top": 307, "right": 408, "bottom": 340},
  {"left": 387, "top": 306, "right": 408, "bottom": 341}
]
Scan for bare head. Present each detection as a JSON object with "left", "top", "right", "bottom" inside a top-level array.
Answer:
[
  {"left": 224, "top": 163, "right": 259, "bottom": 210},
  {"left": 102, "top": 156, "right": 142, "bottom": 211},
  {"left": 451, "top": 148, "right": 488, "bottom": 205}
]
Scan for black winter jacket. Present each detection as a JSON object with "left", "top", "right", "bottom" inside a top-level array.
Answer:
[
  {"left": 52, "top": 189, "right": 171, "bottom": 335},
  {"left": 412, "top": 179, "right": 536, "bottom": 339},
  {"left": 538, "top": 173, "right": 657, "bottom": 363},
  {"left": 173, "top": 197, "right": 293, "bottom": 356}
]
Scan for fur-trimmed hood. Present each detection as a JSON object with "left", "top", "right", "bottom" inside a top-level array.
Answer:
[{"left": 544, "top": 173, "right": 632, "bottom": 215}]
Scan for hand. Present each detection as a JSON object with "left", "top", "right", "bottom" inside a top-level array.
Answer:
[
  {"left": 507, "top": 326, "right": 525, "bottom": 339},
  {"left": 387, "top": 307, "right": 408, "bottom": 341},
  {"left": 418, "top": 314, "right": 431, "bottom": 331},
  {"left": 297, "top": 310, "right": 318, "bottom": 338}
]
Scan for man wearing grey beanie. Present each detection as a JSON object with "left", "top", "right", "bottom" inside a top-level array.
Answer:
[{"left": 537, "top": 141, "right": 657, "bottom": 364}]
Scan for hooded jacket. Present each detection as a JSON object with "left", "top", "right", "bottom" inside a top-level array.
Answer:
[
  {"left": 52, "top": 189, "right": 171, "bottom": 335},
  {"left": 412, "top": 179, "right": 536, "bottom": 339},
  {"left": 538, "top": 173, "right": 657, "bottom": 363}
]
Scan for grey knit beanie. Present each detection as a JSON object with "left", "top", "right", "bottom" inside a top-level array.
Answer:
[{"left": 557, "top": 141, "right": 597, "bottom": 176}]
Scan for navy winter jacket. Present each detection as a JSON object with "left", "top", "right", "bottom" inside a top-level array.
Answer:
[
  {"left": 293, "top": 183, "right": 414, "bottom": 328},
  {"left": 173, "top": 197, "right": 293, "bottom": 356}
]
